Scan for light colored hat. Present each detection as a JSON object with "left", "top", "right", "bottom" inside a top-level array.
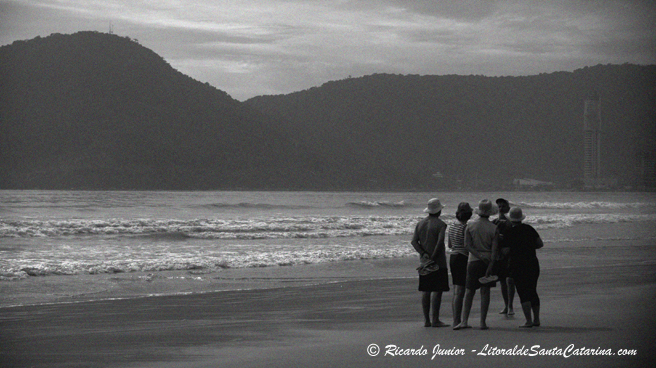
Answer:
[
  {"left": 475, "top": 199, "right": 499, "bottom": 217},
  {"left": 424, "top": 198, "right": 444, "bottom": 214},
  {"left": 507, "top": 207, "right": 526, "bottom": 222}
]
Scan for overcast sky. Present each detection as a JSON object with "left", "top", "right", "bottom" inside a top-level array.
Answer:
[{"left": 1, "top": 0, "right": 655, "bottom": 100}]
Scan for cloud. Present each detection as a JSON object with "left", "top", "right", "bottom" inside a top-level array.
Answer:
[{"left": 1, "top": 0, "right": 654, "bottom": 100}]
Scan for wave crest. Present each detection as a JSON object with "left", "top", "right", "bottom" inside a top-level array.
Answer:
[
  {"left": 347, "top": 200, "right": 408, "bottom": 208},
  {"left": 0, "top": 247, "right": 416, "bottom": 279},
  {"left": 517, "top": 201, "right": 655, "bottom": 210}
]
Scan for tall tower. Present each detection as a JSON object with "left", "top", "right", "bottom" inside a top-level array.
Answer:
[{"left": 583, "top": 92, "right": 602, "bottom": 187}]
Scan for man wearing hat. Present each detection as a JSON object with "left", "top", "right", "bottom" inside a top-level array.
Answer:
[
  {"left": 411, "top": 198, "right": 450, "bottom": 327},
  {"left": 454, "top": 199, "right": 499, "bottom": 330}
]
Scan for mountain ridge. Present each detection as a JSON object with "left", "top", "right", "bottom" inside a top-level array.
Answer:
[
  {"left": 1, "top": 31, "right": 654, "bottom": 190},
  {"left": 246, "top": 66, "right": 656, "bottom": 189},
  {"left": 0, "top": 31, "right": 328, "bottom": 190}
]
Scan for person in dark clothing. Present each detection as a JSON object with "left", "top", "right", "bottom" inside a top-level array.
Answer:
[
  {"left": 493, "top": 198, "right": 516, "bottom": 315},
  {"left": 503, "top": 207, "right": 544, "bottom": 328}
]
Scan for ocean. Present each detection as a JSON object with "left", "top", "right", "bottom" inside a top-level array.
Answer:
[{"left": 2, "top": 190, "right": 655, "bottom": 282}]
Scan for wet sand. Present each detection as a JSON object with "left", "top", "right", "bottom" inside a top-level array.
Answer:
[{"left": 1, "top": 237, "right": 655, "bottom": 368}]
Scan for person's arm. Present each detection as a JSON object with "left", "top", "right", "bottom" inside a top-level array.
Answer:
[
  {"left": 464, "top": 227, "right": 486, "bottom": 262},
  {"left": 486, "top": 232, "right": 499, "bottom": 276},
  {"left": 491, "top": 229, "right": 499, "bottom": 262},
  {"left": 431, "top": 225, "right": 447, "bottom": 262},
  {"left": 446, "top": 226, "right": 453, "bottom": 249},
  {"left": 497, "top": 226, "right": 510, "bottom": 256},
  {"left": 411, "top": 225, "right": 427, "bottom": 256},
  {"left": 535, "top": 236, "right": 544, "bottom": 249},
  {"left": 530, "top": 226, "right": 544, "bottom": 249}
]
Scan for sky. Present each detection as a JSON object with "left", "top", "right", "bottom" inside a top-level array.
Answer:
[{"left": 1, "top": 0, "right": 655, "bottom": 101}]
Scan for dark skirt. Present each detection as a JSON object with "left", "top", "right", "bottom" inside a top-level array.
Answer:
[
  {"left": 449, "top": 253, "right": 468, "bottom": 286},
  {"left": 418, "top": 267, "right": 450, "bottom": 292},
  {"left": 465, "top": 260, "right": 497, "bottom": 290},
  {"left": 511, "top": 259, "right": 540, "bottom": 304}
]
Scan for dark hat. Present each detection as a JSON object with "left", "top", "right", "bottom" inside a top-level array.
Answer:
[
  {"left": 456, "top": 202, "right": 473, "bottom": 215},
  {"left": 495, "top": 198, "right": 509, "bottom": 206}
]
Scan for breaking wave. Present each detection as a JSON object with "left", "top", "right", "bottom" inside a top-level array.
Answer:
[
  {"left": 346, "top": 200, "right": 409, "bottom": 208},
  {"left": 2, "top": 212, "right": 655, "bottom": 240},
  {"left": 0, "top": 245, "right": 416, "bottom": 279},
  {"left": 0, "top": 217, "right": 418, "bottom": 240},
  {"left": 194, "top": 202, "right": 311, "bottom": 210},
  {"left": 517, "top": 201, "right": 656, "bottom": 210}
]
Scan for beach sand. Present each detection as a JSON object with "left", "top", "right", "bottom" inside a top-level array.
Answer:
[{"left": 1, "top": 233, "right": 655, "bottom": 368}]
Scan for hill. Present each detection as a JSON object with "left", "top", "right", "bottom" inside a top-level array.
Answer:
[
  {"left": 0, "top": 31, "right": 325, "bottom": 190},
  {"left": 1, "top": 32, "right": 654, "bottom": 190},
  {"left": 246, "top": 66, "right": 656, "bottom": 189}
]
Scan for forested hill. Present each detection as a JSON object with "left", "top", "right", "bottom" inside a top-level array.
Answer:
[
  {"left": 1, "top": 31, "right": 654, "bottom": 190},
  {"left": 246, "top": 65, "right": 656, "bottom": 189},
  {"left": 0, "top": 31, "right": 327, "bottom": 190}
]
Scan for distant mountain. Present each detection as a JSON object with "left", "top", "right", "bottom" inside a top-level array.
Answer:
[
  {"left": 246, "top": 65, "right": 656, "bottom": 189},
  {"left": 0, "top": 31, "right": 327, "bottom": 190},
  {"left": 1, "top": 32, "right": 654, "bottom": 190}
]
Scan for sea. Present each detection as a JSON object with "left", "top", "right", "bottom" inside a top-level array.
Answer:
[{"left": 2, "top": 190, "right": 655, "bottom": 282}]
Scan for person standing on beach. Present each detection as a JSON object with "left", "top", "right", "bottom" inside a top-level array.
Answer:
[
  {"left": 447, "top": 202, "right": 473, "bottom": 327},
  {"left": 411, "top": 198, "right": 450, "bottom": 328},
  {"left": 493, "top": 198, "right": 516, "bottom": 316},
  {"left": 454, "top": 199, "right": 499, "bottom": 330},
  {"left": 503, "top": 207, "right": 544, "bottom": 328}
]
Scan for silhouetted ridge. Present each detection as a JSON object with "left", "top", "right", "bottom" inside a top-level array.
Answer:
[
  {"left": 1, "top": 32, "right": 654, "bottom": 190},
  {"left": 0, "top": 31, "right": 324, "bottom": 189},
  {"left": 246, "top": 65, "right": 656, "bottom": 189}
]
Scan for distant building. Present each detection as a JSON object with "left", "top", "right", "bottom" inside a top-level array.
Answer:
[
  {"left": 512, "top": 178, "right": 554, "bottom": 190},
  {"left": 583, "top": 92, "right": 602, "bottom": 188}
]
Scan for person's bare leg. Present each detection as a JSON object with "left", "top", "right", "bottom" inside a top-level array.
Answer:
[
  {"left": 532, "top": 297, "right": 540, "bottom": 326},
  {"left": 431, "top": 292, "right": 448, "bottom": 327},
  {"left": 422, "top": 292, "right": 431, "bottom": 327},
  {"left": 480, "top": 286, "right": 490, "bottom": 329},
  {"left": 507, "top": 277, "right": 516, "bottom": 315},
  {"left": 452, "top": 285, "right": 465, "bottom": 326},
  {"left": 520, "top": 301, "right": 533, "bottom": 327},
  {"left": 454, "top": 288, "right": 475, "bottom": 330},
  {"left": 499, "top": 279, "right": 509, "bottom": 314}
]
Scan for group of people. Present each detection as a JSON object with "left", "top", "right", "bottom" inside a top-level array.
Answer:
[{"left": 411, "top": 197, "right": 543, "bottom": 330}]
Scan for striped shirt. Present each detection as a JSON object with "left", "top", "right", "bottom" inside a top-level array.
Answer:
[{"left": 448, "top": 221, "right": 468, "bottom": 257}]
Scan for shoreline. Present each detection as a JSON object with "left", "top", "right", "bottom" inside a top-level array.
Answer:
[
  {"left": 2, "top": 221, "right": 655, "bottom": 309},
  {"left": 0, "top": 255, "right": 420, "bottom": 309},
  {"left": 1, "top": 260, "right": 654, "bottom": 368},
  {"left": 2, "top": 222, "right": 655, "bottom": 367}
]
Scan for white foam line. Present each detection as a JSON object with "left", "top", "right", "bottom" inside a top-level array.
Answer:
[{"left": 0, "top": 275, "right": 415, "bottom": 310}]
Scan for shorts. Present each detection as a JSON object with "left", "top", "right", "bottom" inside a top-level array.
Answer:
[
  {"left": 465, "top": 260, "right": 497, "bottom": 290},
  {"left": 495, "top": 256, "right": 509, "bottom": 281},
  {"left": 418, "top": 267, "right": 450, "bottom": 292},
  {"left": 449, "top": 253, "right": 468, "bottom": 286}
]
